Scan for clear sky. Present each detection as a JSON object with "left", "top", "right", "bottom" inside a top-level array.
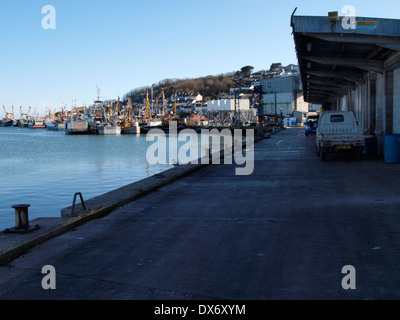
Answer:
[{"left": 1, "top": 0, "right": 400, "bottom": 117}]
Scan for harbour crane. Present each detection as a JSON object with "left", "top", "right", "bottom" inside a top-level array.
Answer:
[
  {"left": 145, "top": 88, "right": 151, "bottom": 119},
  {"left": 153, "top": 88, "right": 165, "bottom": 116}
]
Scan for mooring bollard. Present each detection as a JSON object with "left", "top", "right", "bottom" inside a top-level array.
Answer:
[
  {"left": 3, "top": 204, "right": 40, "bottom": 234},
  {"left": 12, "top": 204, "right": 31, "bottom": 230}
]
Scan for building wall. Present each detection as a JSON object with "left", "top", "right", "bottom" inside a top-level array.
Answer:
[
  {"left": 262, "top": 92, "right": 293, "bottom": 115},
  {"left": 386, "top": 71, "right": 394, "bottom": 134},
  {"left": 260, "top": 76, "right": 298, "bottom": 94},
  {"left": 375, "top": 73, "right": 385, "bottom": 136},
  {"left": 295, "top": 92, "right": 309, "bottom": 113},
  {"left": 207, "top": 99, "right": 250, "bottom": 112},
  {"left": 392, "top": 68, "right": 400, "bottom": 134},
  {"left": 260, "top": 75, "right": 308, "bottom": 116},
  {"left": 335, "top": 68, "right": 400, "bottom": 153}
]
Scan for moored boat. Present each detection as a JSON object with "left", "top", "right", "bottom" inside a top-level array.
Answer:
[
  {"left": 2, "top": 119, "right": 13, "bottom": 127},
  {"left": 28, "top": 119, "right": 46, "bottom": 129},
  {"left": 65, "top": 116, "right": 89, "bottom": 135},
  {"left": 46, "top": 120, "right": 66, "bottom": 131},
  {"left": 98, "top": 122, "right": 121, "bottom": 135},
  {"left": 121, "top": 120, "right": 140, "bottom": 134}
]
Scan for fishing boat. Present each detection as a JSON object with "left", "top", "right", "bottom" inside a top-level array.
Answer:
[
  {"left": 46, "top": 120, "right": 65, "bottom": 131},
  {"left": 2, "top": 119, "right": 13, "bottom": 127},
  {"left": 121, "top": 120, "right": 140, "bottom": 134},
  {"left": 58, "top": 122, "right": 66, "bottom": 131},
  {"left": 84, "top": 106, "right": 105, "bottom": 134},
  {"left": 65, "top": 117, "right": 89, "bottom": 135},
  {"left": 98, "top": 122, "right": 121, "bottom": 135},
  {"left": 140, "top": 88, "right": 164, "bottom": 133},
  {"left": 45, "top": 120, "right": 57, "bottom": 131},
  {"left": 28, "top": 118, "right": 46, "bottom": 129},
  {"left": 120, "top": 100, "right": 140, "bottom": 134},
  {"left": 22, "top": 119, "right": 30, "bottom": 127},
  {"left": 2, "top": 106, "right": 15, "bottom": 127}
]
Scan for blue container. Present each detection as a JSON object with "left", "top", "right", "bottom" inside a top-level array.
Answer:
[{"left": 383, "top": 134, "right": 400, "bottom": 163}]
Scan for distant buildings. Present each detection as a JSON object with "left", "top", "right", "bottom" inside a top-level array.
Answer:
[
  {"left": 259, "top": 67, "right": 310, "bottom": 117},
  {"left": 172, "top": 93, "right": 203, "bottom": 112}
]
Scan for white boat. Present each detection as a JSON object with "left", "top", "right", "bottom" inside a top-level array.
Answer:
[
  {"left": 98, "top": 123, "right": 121, "bottom": 135},
  {"left": 28, "top": 118, "right": 46, "bottom": 129},
  {"left": 148, "top": 120, "right": 162, "bottom": 127},
  {"left": 65, "top": 118, "right": 89, "bottom": 135}
]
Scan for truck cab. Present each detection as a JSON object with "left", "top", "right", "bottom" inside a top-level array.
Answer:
[{"left": 316, "top": 111, "right": 365, "bottom": 161}]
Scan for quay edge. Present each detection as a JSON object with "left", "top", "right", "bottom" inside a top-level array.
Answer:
[{"left": 0, "top": 130, "right": 281, "bottom": 265}]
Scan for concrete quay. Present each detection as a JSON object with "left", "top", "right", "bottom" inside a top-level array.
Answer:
[{"left": 1, "top": 128, "right": 400, "bottom": 300}]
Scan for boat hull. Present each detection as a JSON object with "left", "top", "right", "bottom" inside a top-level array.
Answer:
[
  {"left": 47, "top": 122, "right": 66, "bottom": 131},
  {"left": 28, "top": 123, "right": 46, "bottom": 129},
  {"left": 98, "top": 125, "right": 122, "bottom": 135},
  {"left": 121, "top": 126, "right": 140, "bottom": 134},
  {"left": 3, "top": 120, "right": 13, "bottom": 127},
  {"left": 65, "top": 120, "right": 89, "bottom": 135}
]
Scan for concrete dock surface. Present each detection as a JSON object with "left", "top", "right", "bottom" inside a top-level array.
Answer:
[{"left": 1, "top": 128, "right": 400, "bottom": 300}]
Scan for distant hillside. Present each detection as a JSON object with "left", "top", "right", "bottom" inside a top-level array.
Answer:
[{"left": 123, "top": 72, "right": 237, "bottom": 104}]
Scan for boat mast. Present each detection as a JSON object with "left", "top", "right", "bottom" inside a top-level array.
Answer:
[
  {"left": 162, "top": 89, "right": 166, "bottom": 116},
  {"left": 174, "top": 92, "right": 177, "bottom": 118},
  {"left": 145, "top": 88, "right": 150, "bottom": 120}
]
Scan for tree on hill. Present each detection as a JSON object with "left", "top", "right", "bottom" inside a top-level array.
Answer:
[
  {"left": 240, "top": 66, "right": 254, "bottom": 77},
  {"left": 123, "top": 72, "right": 236, "bottom": 104}
]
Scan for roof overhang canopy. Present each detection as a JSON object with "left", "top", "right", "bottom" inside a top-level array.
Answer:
[{"left": 291, "top": 14, "right": 400, "bottom": 104}]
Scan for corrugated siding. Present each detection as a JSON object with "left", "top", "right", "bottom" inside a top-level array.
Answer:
[
  {"left": 375, "top": 74, "right": 385, "bottom": 134},
  {"left": 263, "top": 93, "right": 293, "bottom": 115},
  {"left": 392, "top": 68, "right": 400, "bottom": 134}
]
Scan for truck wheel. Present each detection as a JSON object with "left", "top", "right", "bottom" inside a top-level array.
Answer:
[{"left": 320, "top": 152, "right": 326, "bottom": 161}]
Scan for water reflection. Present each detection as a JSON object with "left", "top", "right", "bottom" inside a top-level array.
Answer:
[{"left": 0, "top": 127, "right": 173, "bottom": 229}]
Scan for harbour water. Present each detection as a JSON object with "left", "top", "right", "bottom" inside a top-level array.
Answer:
[{"left": 0, "top": 127, "right": 174, "bottom": 230}]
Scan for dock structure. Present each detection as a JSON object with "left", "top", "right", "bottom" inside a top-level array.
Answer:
[
  {"left": 291, "top": 12, "right": 400, "bottom": 154},
  {"left": 2, "top": 10, "right": 400, "bottom": 303},
  {"left": 2, "top": 128, "right": 400, "bottom": 299}
]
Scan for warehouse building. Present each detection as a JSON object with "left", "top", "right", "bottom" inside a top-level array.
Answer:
[
  {"left": 260, "top": 75, "right": 309, "bottom": 117},
  {"left": 291, "top": 11, "right": 400, "bottom": 153}
]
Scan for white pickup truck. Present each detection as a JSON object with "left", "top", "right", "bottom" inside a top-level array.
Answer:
[{"left": 316, "top": 111, "right": 365, "bottom": 161}]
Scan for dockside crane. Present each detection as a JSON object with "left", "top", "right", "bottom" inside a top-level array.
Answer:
[
  {"left": 153, "top": 88, "right": 165, "bottom": 116},
  {"left": 145, "top": 88, "right": 151, "bottom": 119}
]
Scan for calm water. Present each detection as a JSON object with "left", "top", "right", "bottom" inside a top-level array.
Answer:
[{"left": 0, "top": 127, "right": 174, "bottom": 230}]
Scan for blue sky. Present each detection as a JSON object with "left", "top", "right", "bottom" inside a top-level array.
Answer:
[{"left": 1, "top": 0, "right": 400, "bottom": 117}]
